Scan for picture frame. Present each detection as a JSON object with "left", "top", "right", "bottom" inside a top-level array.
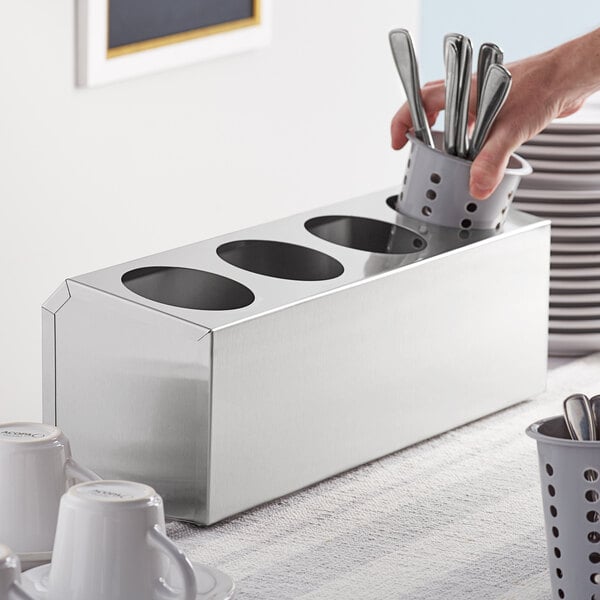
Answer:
[{"left": 77, "top": 0, "right": 272, "bottom": 88}]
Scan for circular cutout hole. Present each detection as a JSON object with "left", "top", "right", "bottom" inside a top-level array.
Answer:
[
  {"left": 508, "top": 191, "right": 513, "bottom": 199},
  {"left": 550, "top": 505, "right": 558, "bottom": 517},
  {"left": 592, "top": 573, "right": 600, "bottom": 584},
  {"left": 466, "top": 202, "right": 478, "bottom": 213},
  {"left": 588, "top": 491, "right": 600, "bottom": 503},
  {"left": 458, "top": 230, "right": 470, "bottom": 240},
  {"left": 590, "top": 532, "right": 600, "bottom": 543},
  {"left": 586, "top": 469, "right": 599, "bottom": 482},
  {"left": 422, "top": 206, "right": 432, "bottom": 217},
  {"left": 217, "top": 240, "right": 344, "bottom": 282},
  {"left": 555, "top": 547, "right": 561, "bottom": 558},
  {"left": 495, "top": 223, "right": 501, "bottom": 231},
  {"left": 121, "top": 267, "right": 255, "bottom": 311},
  {"left": 552, "top": 526, "right": 559, "bottom": 538},
  {"left": 403, "top": 175, "right": 408, "bottom": 185},
  {"left": 305, "top": 215, "right": 427, "bottom": 255},
  {"left": 460, "top": 219, "right": 472, "bottom": 229},
  {"left": 399, "top": 192, "right": 403, "bottom": 201},
  {"left": 426, "top": 189, "right": 437, "bottom": 200},
  {"left": 548, "top": 485, "right": 556, "bottom": 497},
  {"left": 501, "top": 207, "right": 508, "bottom": 215},
  {"left": 546, "top": 464, "right": 554, "bottom": 476},
  {"left": 430, "top": 173, "right": 441, "bottom": 184},
  {"left": 591, "top": 553, "right": 600, "bottom": 564},
  {"left": 558, "top": 590, "right": 564, "bottom": 599},
  {"left": 407, "top": 158, "right": 411, "bottom": 168},
  {"left": 588, "top": 511, "right": 600, "bottom": 523},
  {"left": 556, "top": 568, "right": 563, "bottom": 578}
]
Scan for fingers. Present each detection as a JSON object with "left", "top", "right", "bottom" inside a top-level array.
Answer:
[
  {"left": 391, "top": 81, "right": 446, "bottom": 149},
  {"left": 469, "top": 125, "right": 518, "bottom": 199}
]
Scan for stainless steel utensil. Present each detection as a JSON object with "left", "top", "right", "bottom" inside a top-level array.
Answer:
[
  {"left": 389, "top": 28, "right": 434, "bottom": 147},
  {"left": 468, "top": 64, "right": 512, "bottom": 160},
  {"left": 563, "top": 393, "right": 596, "bottom": 441},
  {"left": 455, "top": 36, "right": 473, "bottom": 158},
  {"left": 443, "top": 34, "right": 462, "bottom": 155},
  {"left": 589, "top": 394, "right": 600, "bottom": 433},
  {"left": 476, "top": 43, "right": 504, "bottom": 110}
]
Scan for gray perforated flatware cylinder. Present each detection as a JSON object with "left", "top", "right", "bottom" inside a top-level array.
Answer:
[
  {"left": 527, "top": 416, "right": 600, "bottom": 600},
  {"left": 396, "top": 131, "right": 531, "bottom": 230}
]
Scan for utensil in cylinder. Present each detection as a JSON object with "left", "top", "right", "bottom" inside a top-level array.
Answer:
[
  {"left": 476, "top": 43, "right": 504, "bottom": 110},
  {"left": 443, "top": 33, "right": 462, "bottom": 155},
  {"left": 389, "top": 28, "right": 434, "bottom": 147},
  {"left": 455, "top": 35, "right": 473, "bottom": 158},
  {"left": 563, "top": 393, "right": 596, "bottom": 441},
  {"left": 468, "top": 64, "right": 512, "bottom": 160}
]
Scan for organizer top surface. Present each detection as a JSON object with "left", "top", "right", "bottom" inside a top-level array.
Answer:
[{"left": 47, "top": 186, "right": 548, "bottom": 332}]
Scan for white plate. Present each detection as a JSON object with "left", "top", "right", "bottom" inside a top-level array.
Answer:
[
  {"left": 513, "top": 201, "right": 600, "bottom": 216},
  {"left": 522, "top": 213, "right": 600, "bottom": 226},
  {"left": 551, "top": 227, "right": 600, "bottom": 242},
  {"left": 551, "top": 279, "right": 600, "bottom": 292},
  {"left": 551, "top": 266, "right": 600, "bottom": 278},
  {"left": 551, "top": 292, "right": 600, "bottom": 305},
  {"left": 551, "top": 241, "right": 600, "bottom": 253},
  {"left": 550, "top": 318, "right": 600, "bottom": 331},
  {"left": 520, "top": 171, "right": 600, "bottom": 191},
  {"left": 518, "top": 144, "right": 600, "bottom": 161},
  {"left": 528, "top": 158, "right": 600, "bottom": 173},
  {"left": 527, "top": 132, "right": 600, "bottom": 146},
  {"left": 516, "top": 189, "right": 600, "bottom": 202},
  {"left": 552, "top": 253, "right": 600, "bottom": 266},
  {"left": 549, "top": 332, "right": 600, "bottom": 356},
  {"left": 21, "top": 561, "right": 236, "bottom": 600},
  {"left": 550, "top": 305, "right": 600, "bottom": 319}
]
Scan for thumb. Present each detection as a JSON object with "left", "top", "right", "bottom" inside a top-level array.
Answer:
[{"left": 469, "top": 127, "right": 519, "bottom": 200}]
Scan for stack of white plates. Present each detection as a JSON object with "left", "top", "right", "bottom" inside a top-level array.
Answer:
[{"left": 513, "top": 93, "right": 600, "bottom": 356}]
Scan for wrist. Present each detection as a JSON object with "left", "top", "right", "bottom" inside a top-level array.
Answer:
[{"left": 552, "top": 28, "right": 600, "bottom": 99}]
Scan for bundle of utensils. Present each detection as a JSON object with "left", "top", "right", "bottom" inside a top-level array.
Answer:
[
  {"left": 563, "top": 392, "right": 600, "bottom": 441},
  {"left": 389, "top": 28, "right": 512, "bottom": 160}
]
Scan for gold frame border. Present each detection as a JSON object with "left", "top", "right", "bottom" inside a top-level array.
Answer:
[{"left": 106, "top": 0, "right": 261, "bottom": 59}]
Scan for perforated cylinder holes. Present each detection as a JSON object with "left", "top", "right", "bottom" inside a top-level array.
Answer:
[
  {"left": 305, "top": 215, "right": 426, "bottom": 254},
  {"left": 396, "top": 131, "right": 531, "bottom": 230},
  {"left": 121, "top": 266, "right": 255, "bottom": 310},
  {"left": 217, "top": 240, "right": 344, "bottom": 281}
]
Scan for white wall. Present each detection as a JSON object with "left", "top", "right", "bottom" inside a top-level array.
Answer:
[{"left": 0, "top": 1, "right": 419, "bottom": 421}]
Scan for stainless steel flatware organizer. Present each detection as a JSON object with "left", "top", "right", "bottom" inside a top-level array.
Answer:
[{"left": 43, "top": 187, "right": 550, "bottom": 525}]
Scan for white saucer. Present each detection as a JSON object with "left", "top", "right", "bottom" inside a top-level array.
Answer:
[
  {"left": 552, "top": 253, "right": 600, "bottom": 266},
  {"left": 528, "top": 158, "right": 600, "bottom": 174},
  {"left": 520, "top": 171, "right": 600, "bottom": 191},
  {"left": 549, "top": 331, "right": 600, "bottom": 356},
  {"left": 527, "top": 132, "right": 600, "bottom": 146},
  {"left": 21, "top": 561, "right": 236, "bottom": 600},
  {"left": 518, "top": 144, "right": 600, "bottom": 161},
  {"left": 551, "top": 265, "right": 600, "bottom": 279},
  {"left": 514, "top": 200, "right": 600, "bottom": 216}
]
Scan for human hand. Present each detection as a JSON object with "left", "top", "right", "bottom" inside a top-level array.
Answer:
[{"left": 390, "top": 31, "right": 600, "bottom": 199}]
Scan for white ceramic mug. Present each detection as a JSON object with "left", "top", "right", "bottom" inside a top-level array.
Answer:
[
  {"left": 0, "top": 422, "right": 99, "bottom": 553},
  {"left": 47, "top": 480, "right": 197, "bottom": 600},
  {"left": 0, "top": 544, "right": 35, "bottom": 600}
]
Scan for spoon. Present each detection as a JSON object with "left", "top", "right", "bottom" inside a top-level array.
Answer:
[
  {"left": 476, "top": 43, "right": 504, "bottom": 111},
  {"left": 468, "top": 64, "right": 512, "bottom": 160},
  {"left": 563, "top": 393, "right": 596, "bottom": 441},
  {"left": 443, "top": 33, "right": 462, "bottom": 155},
  {"left": 389, "top": 28, "right": 434, "bottom": 147},
  {"left": 589, "top": 394, "right": 600, "bottom": 432},
  {"left": 455, "top": 35, "right": 473, "bottom": 158}
]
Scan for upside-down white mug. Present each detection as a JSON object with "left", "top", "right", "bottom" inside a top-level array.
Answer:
[
  {"left": 0, "top": 422, "right": 99, "bottom": 553},
  {"left": 46, "top": 480, "right": 197, "bottom": 600},
  {"left": 0, "top": 544, "right": 35, "bottom": 600}
]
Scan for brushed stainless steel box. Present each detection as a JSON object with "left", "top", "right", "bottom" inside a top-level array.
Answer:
[{"left": 43, "top": 187, "right": 550, "bottom": 525}]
